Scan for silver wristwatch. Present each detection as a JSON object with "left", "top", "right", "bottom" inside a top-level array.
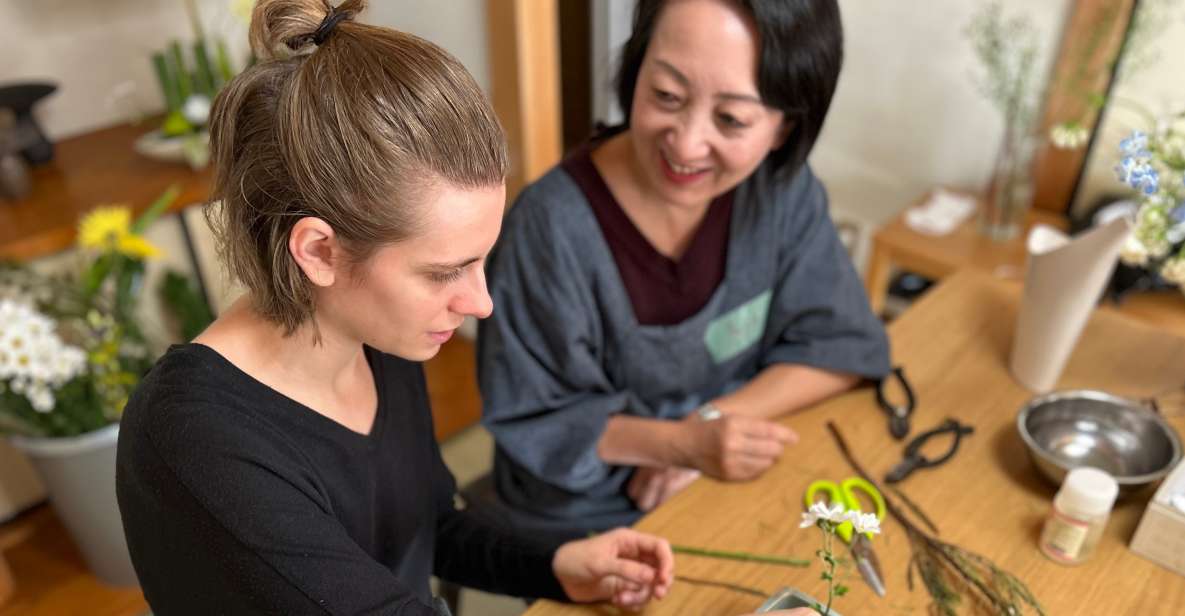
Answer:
[{"left": 695, "top": 402, "right": 724, "bottom": 421}]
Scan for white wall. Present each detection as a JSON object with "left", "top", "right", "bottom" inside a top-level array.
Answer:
[
  {"left": 0, "top": 0, "right": 248, "bottom": 140},
  {"left": 816, "top": 0, "right": 1068, "bottom": 268},
  {"left": 0, "top": 0, "right": 488, "bottom": 140},
  {"left": 366, "top": 0, "right": 490, "bottom": 93}
]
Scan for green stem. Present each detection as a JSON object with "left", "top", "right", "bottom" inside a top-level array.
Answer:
[
  {"left": 823, "top": 529, "right": 836, "bottom": 616},
  {"left": 674, "top": 574, "right": 766, "bottom": 598},
  {"left": 671, "top": 545, "right": 809, "bottom": 568}
]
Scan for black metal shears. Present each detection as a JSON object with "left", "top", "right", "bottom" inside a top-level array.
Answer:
[
  {"left": 885, "top": 418, "right": 975, "bottom": 484},
  {"left": 876, "top": 366, "right": 916, "bottom": 440}
]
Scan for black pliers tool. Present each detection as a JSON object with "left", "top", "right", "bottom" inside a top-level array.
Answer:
[
  {"left": 876, "top": 366, "right": 916, "bottom": 440},
  {"left": 885, "top": 418, "right": 975, "bottom": 484}
]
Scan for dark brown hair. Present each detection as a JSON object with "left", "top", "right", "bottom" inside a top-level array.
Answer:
[
  {"left": 207, "top": 0, "right": 507, "bottom": 334},
  {"left": 615, "top": 0, "right": 843, "bottom": 181}
]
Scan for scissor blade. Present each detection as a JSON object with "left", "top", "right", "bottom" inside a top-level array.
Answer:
[{"left": 850, "top": 535, "right": 886, "bottom": 597}]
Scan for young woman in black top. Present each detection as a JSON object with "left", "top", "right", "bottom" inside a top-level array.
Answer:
[{"left": 115, "top": 1, "right": 674, "bottom": 613}]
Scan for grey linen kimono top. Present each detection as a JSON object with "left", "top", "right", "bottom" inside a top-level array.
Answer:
[{"left": 477, "top": 162, "right": 891, "bottom": 531}]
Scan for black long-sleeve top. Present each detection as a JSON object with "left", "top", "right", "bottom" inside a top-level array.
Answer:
[{"left": 116, "top": 344, "right": 566, "bottom": 615}]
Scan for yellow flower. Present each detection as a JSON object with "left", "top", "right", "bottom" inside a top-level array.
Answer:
[
  {"left": 116, "top": 234, "right": 162, "bottom": 259},
  {"left": 78, "top": 206, "right": 132, "bottom": 250},
  {"left": 77, "top": 205, "right": 163, "bottom": 259}
]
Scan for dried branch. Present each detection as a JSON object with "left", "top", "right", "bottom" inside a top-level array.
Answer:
[{"left": 826, "top": 422, "right": 1045, "bottom": 616}]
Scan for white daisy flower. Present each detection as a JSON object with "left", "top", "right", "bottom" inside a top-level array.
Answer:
[{"left": 847, "top": 511, "right": 882, "bottom": 535}]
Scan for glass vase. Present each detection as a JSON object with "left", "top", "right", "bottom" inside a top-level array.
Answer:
[{"left": 981, "top": 128, "right": 1038, "bottom": 241}]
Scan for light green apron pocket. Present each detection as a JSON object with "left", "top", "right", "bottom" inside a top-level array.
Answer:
[{"left": 704, "top": 290, "right": 771, "bottom": 364}]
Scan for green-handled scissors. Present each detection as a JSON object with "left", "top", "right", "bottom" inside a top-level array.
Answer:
[{"left": 803, "top": 477, "right": 888, "bottom": 597}]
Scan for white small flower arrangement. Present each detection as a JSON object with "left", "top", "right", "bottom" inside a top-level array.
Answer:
[
  {"left": 1049, "top": 92, "right": 1185, "bottom": 290},
  {"left": 0, "top": 300, "right": 88, "bottom": 414},
  {"left": 1110, "top": 123, "right": 1185, "bottom": 288},
  {"left": 799, "top": 501, "right": 881, "bottom": 615}
]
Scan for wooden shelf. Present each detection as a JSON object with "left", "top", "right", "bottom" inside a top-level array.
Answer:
[
  {"left": 865, "top": 191, "right": 1185, "bottom": 338},
  {"left": 0, "top": 121, "right": 211, "bottom": 261}
]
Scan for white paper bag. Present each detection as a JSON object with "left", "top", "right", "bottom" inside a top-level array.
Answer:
[{"left": 1010, "top": 217, "right": 1132, "bottom": 392}]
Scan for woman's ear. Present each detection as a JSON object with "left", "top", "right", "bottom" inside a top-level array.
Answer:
[
  {"left": 772, "top": 118, "right": 796, "bottom": 152},
  {"left": 289, "top": 217, "right": 340, "bottom": 287}
]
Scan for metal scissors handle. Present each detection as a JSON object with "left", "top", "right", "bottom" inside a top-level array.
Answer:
[{"left": 802, "top": 477, "right": 887, "bottom": 543}]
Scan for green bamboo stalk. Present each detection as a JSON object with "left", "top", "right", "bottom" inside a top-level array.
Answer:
[
  {"left": 193, "top": 39, "right": 217, "bottom": 96},
  {"left": 152, "top": 51, "right": 182, "bottom": 112},
  {"left": 215, "top": 39, "right": 236, "bottom": 82},
  {"left": 672, "top": 544, "right": 809, "bottom": 568},
  {"left": 169, "top": 40, "right": 193, "bottom": 102}
]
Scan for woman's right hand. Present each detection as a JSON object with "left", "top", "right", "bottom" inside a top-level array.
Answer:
[{"left": 678, "top": 412, "right": 796, "bottom": 481}]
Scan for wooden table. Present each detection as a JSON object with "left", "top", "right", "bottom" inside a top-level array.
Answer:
[
  {"left": 0, "top": 121, "right": 211, "bottom": 261},
  {"left": 864, "top": 191, "right": 1185, "bottom": 338},
  {"left": 526, "top": 269, "right": 1185, "bottom": 615}
]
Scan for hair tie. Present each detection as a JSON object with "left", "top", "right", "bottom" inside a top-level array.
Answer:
[{"left": 312, "top": 9, "right": 350, "bottom": 45}]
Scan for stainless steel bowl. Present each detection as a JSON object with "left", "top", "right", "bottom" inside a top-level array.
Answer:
[{"left": 1017, "top": 390, "right": 1183, "bottom": 496}]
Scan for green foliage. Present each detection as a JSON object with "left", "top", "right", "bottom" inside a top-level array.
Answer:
[
  {"left": 0, "top": 189, "right": 210, "bottom": 438},
  {"left": 159, "top": 270, "right": 214, "bottom": 341},
  {"left": 152, "top": 37, "right": 238, "bottom": 137},
  {"left": 965, "top": 1, "right": 1041, "bottom": 136}
]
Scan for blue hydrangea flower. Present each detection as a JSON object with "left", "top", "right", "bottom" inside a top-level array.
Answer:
[
  {"left": 1115, "top": 156, "right": 1160, "bottom": 195},
  {"left": 1120, "top": 130, "right": 1152, "bottom": 159}
]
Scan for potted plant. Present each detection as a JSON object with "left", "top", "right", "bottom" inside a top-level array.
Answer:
[{"left": 0, "top": 189, "right": 179, "bottom": 587}]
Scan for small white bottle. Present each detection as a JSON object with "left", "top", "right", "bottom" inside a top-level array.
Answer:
[{"left": 1039, "top": 467, "right": 1119, "bottom": 565}]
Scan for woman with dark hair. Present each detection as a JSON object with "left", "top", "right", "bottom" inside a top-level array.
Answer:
[
  {"left": 115, "top": 1, "right": 676, "bottom": 613},
  {"left": 478, "top": 0, "right": 890, "bottom": 534}
]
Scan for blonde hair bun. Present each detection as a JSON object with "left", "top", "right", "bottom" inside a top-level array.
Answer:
[{"left": 249, "top": 0, "right": 367, "bottom": 59}]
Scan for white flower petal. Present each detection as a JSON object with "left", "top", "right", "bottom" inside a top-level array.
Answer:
[
  {"left": 824, "top": 503, "right": 847, "bottom": 522},
  {"left": 850, "top": 512, "right": 882, "bottom": 535},
  {"left": 808, "top": 501, "right": 832, "bottom": 519}
]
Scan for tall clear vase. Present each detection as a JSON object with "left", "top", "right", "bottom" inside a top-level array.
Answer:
[{"left": 981, "top": 128, "right": 1038, "bottom": 241}]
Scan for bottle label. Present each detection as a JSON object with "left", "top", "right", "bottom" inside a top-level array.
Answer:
[{"left": 1043, "top": 510, "right": 1091, "bottom": 562}]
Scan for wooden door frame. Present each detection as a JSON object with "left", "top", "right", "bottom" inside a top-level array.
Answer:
[
  {"left": 1031, "top": 0, "right": 1138, "bottom": 214},
  {"left": 486, "top": 0, "right": 564, "bottom": 202}
]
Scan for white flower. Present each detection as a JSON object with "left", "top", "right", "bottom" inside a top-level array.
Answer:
[
  {"left": 0, "top": 299, "right": 86, "bottom": 412},
  {"left": 1050, "top": 122, "right": 1089, "bottom": 149},
  {"left": 1120, "top": 235, "right": 1150, "bottom": 267},
  {"left": 27, "top": 382, "right": 54, "bottom": 413},
  {"left": 1161, "top": 257, "right": 1185, "bottom": 286},
  {"left": 847, "top": 511, "right": 882, "bottom": 535},
  {"left": 182, "top": 94, "right": 212, "bottom": 126},
  {"left": 1167, "top": 222, "right": 1185, "bottom": 246},
  {"left": 800, "top": 501, "right": 848, "bottom": 528}
]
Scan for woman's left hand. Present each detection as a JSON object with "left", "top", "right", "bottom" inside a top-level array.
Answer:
[{"left": 553, "top": 528, "right": 674, "bottom": 610}]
